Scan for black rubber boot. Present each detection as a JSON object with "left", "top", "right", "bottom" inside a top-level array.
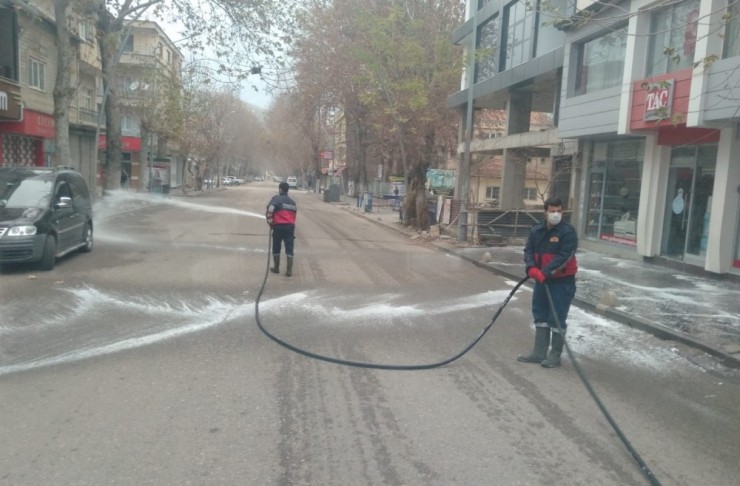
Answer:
[
  {"left": 517, "top": 327, "right": 550, "bottom": 363},
  {"left": 285, "top": 256, "right": 293, "bottom": 277},
  {"left": 271, "top": 255, "right": 280, "bottom": 274},
  {"left": 541, "top": 331, "right": 565, "bottom": 368}
]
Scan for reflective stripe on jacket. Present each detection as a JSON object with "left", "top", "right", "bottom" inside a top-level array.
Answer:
[{"left": 266, "top": 194, "right": 297, "bottom": 225}]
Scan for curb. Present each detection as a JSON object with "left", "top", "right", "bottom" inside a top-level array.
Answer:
[{"left": 343, "top": 207, "right": 740, "bottom": 369}]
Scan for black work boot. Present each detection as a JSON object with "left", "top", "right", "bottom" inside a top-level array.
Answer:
[
  {"left": 285, "top": 256, "right": 293, "bottom": 277},
  {"left": 271, "top": 255, "right": 280, "bottom": 274},
  {"left": 542, "top": 331, "right": 565, "bottom": 368},
  {"left": 517, "top": 327, "right": 550, "bottom": 363}
]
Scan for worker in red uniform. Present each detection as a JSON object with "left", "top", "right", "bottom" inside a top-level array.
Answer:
[
  {"left": 266, "top": 182, "right": 298, "bottom": 277},
  {"left": 517, "top": 197, "right": 578, "bottom": 368}
]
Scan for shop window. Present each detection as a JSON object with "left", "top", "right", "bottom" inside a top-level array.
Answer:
[
  {"left": 646, "top": 0, "right": 700, "bottom": 76},
  {"left": 724, "top": 1, "right": 740, "bottom": 59},
  {"left": 486, "top": 186, "right": 500, "bottom": 200},
  {"left": 575, "top": 25, "right": 627, "bottom": 95},
  {"left": 502, "top": 0, "right": 536, "bottom": 71},
  {"left": 585, "top": 140, "right": 644, "bottom": 246},
  {"left": 475, "top": 15, "right": 499, "bottom": 83},
  {"left": 28, "top": 58, "right": 45, "bottom": 91}
]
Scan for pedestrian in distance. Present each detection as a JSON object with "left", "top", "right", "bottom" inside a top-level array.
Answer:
[
  {"left": 266, "top": 182, "right": 298, "bottom": 277},
  {"left": 517, "top": 197, "right": 578, "bottom": 368}
]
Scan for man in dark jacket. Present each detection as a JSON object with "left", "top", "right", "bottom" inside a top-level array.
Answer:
[
  {"left": 517, "top": 197, "right": 578, "bottom": 368},
  {"left": 266, "top": 182, "right": 298, "bottom": 276}
]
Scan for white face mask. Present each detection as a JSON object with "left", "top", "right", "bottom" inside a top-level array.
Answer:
[{"left": 547, "top": 212, "right": 562, "bottom": 226}]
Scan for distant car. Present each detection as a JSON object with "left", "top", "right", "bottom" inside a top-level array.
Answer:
[
  {"left": 273, "top": 176, "right": 284, "bottom": 182},
  {"left": 0, "top": 166, "right": 93, "bottom": 271},
  {"left": 233, "top": 177, "right": 245, "bottom": 185},
  {"left": 287, "top": 176, "right": 298, "bottom": 189}
]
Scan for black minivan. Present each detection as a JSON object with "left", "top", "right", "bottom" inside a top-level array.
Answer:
[{"left": 0, "top": 166, "right": 93, "bottom": 270}]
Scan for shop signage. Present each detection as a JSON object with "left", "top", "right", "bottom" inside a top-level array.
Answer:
[
  {"left": 97, "top": 135, "right": 142, "bottom": 151},
  {"left": 644, "top": 80, "right": 674, "bottom": 121},
  {"left": 0, "top": 79, "right": 22, "bottom": 120},
  {"left": 0, "top": 109, "right": 55, "bottom": 138}
]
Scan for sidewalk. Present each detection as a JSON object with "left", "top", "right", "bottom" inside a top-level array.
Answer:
[{"left": 338, "top": 201, "right": 740, "bottom": 368}]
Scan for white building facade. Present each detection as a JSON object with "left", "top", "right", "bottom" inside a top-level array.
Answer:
[{"left": 559, "top": 0, "right": 740, "bottom": 276}]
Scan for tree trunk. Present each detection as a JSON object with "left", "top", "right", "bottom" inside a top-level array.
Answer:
[
  {"left": 97, "top": 9, "right": 123, "bottom": 193},
  {"left": 53, "top": 0, "right": 73, "bottom": 168}
]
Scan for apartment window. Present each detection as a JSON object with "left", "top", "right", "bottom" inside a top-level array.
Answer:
[
  {"left": 524, "top": 187, "right": 538, "bottom": 200},
  {"left": 575, "top": 26, "right": 627, "bottom": 95},
  {"left": 78, "top": 20, "right": 94, "bottom": 42},
  {"left": 28, "top": 58, "right": 45, "bottom": 90},
  {"left": 647, "top": 0, "right": 700, "bottom": 76},
  {"left": 475, "top": 15, "right": 499, "bottom": 83},
  {"left": 0, "top": 8, "right": 18, "bottom": 80},
  {"left": 724, "top": 1, "right": 740, "bottom": 58},
  {"left": 502, "top": 0, "right": 536, "bottom": 70},
  {"left": 82, "top": 88, "right": 94, "bottom": 110},
  {"left": 166, "top": 49, "right": 171, "bottom": 65},
  {"left": 486, "top": 186, "right": 500, "bottom": 200},
  {"left": 122, "top": 34, "right": 134, "bottom": 53},
  {"left": 478, "top": 0, "right": 492, "bottom": 9}
]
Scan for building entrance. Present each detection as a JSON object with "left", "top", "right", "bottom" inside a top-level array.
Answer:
[{"left": 661, "top": 144, "right": 716, "bottom": 263}]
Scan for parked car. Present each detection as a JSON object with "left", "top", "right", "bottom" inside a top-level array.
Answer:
[
  {"left": 233, "top": 177, "right": 246, "bottom": 185},
  {"left": 220, "top": 176, "right": 232, "bottom": 186},
  {"left": 287, "top": 176, "right": 298, "bottom": 189},
  {"left": 0, "top": 166, "right": 93, "bottom": 270}
]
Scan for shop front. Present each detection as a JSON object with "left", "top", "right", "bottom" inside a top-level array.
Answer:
[
  {"left": 0, "top": 109, "right": 55, "bottom": 166},
  {"left": 661, "top": 144, "right": 717, "bottom": 265},
  {"left": 628, "top": 68, "right": 736, "bottom": 274},
  {"left": 584, "top": 139, "right": 644, "bottom": 249}
]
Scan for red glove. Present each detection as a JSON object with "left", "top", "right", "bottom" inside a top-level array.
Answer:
[{"left": 527, "top": 267, "right": 547, "bottom": 284}]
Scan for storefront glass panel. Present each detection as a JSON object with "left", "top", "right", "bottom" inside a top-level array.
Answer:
[
  {"left": 585, "top": 140, "right": 643, "bottom": 246},
  {"left": 733, "top": 201, "right": 740, "bottom": 269},
  {"left": 661, "top": 145, "right": 716, "bottom": 261}
]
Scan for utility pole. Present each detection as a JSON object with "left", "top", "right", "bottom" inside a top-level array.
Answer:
[{"left": 457, "top": 12, "right": 477, "bottom": 243}]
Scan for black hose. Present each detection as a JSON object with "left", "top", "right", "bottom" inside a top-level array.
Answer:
[
  {"left": 543, "top": 283, "right": 662, "bottom": 486},
  {"left": 254, "top": 229, "right": 527, "bottom": 370}
]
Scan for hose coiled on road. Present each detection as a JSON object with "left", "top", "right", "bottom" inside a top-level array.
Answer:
[{"left": 255, "top": 230, "right": 662, "bottom": 484}]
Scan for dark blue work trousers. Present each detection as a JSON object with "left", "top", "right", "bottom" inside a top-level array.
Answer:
[
  {"left": 532, "top": 279, "right": 576, "bottom": 331},
  {"left": 272, "top": 225, "right": 295, "bottom": 257}
]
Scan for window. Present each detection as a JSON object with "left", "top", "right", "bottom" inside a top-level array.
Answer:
[
  {"left": 478, "top": 0, "right": 493, "bottom": 9},
  {"left": 0, "top": 8, "right": 18, "bottom": 80},
  {"left": 28, "top": 58, "right": 45, "bottom": 90},
  {"left": 81, "top": 88, "right": 93, "bottom": 110},
  {"left": 486, "top": 186, "right": 500, "bottom": 200},
  {"left": 524, "top": 187, "right": 538, "bottom": 200},
  {"left": 166, "top": 49, "right": 171, "bottom": 65},
  {"left": 724, "top": 0, "right": 740, "bottom": 58},
  {"left": 647, "top": 0, "right": 700, "bottom": 76},
  {"left": 585, "top": 140, "right": 644, "bottom": 246},
  {"left": 475, "top": 15, "right": 499, "bottom": 82},
  {"left": 78, "top": 20, "right": 94, "bottom": 42},
  {"left": 575, "top": 26, "right": 627, "bottom": 95},
  {"left": 502, "top": 0, "right": 536, "bottom": 70},
  {"left": 122, "top": 34, "right": 134, "bottom": 53}
]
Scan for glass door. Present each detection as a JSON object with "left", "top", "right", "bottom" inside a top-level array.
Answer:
[{"left": 661, "top": 145, "right": 716, "bottom": 262}]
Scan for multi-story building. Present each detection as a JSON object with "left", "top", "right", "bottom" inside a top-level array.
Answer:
[
  {"left": 451, "top": 0, "right": 740, "bottom": 276},
  {"left": 107, "top": 19, "right": 183, "bottom": 192},
  {"left": 558, "top": 0, "right": 740, "bottom": 276},
  {"left": 0, "top": 0, "right": 100, "bottom": 191},
  {"left": 449, "top": 0, "right": 578, "bottom": 217}
]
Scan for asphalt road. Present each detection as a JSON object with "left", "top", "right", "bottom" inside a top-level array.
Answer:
[{"left": 1, "top": 183, "right": 738, "bottom": 485}]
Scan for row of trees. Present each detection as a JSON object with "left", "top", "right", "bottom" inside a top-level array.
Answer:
[
  {"left": 263, "top": 0, "right": 465, "bottom": 230},
  {"left": 50, "top": 0, "right": 295, "bottom": 192}
]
